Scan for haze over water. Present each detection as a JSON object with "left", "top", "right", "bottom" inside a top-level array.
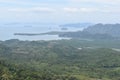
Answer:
[{"left": 0, "top": 24, "right": 84, "bottom": 41}]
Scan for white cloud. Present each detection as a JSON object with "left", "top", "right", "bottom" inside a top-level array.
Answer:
[
  {"left": 0, "top": 0, "right": 15, "bottom": 3},
  {"left": 0, "top": 0, "right": 48, "bottom": 6},
  {"left": 31, "top": 7, "right": 55, "bottom": 12},
  {"left": 80, "top": 8, "right": 98, "bottom": 12},
  {"left": 8, "top": 7, "right": 56, "bottom": 13},
  {"left": 70, "top": 0, "right": 120, "bottom": 4},
  {"left": 0, "top": 0, "right": 120, "bottom": 23},
  {"left": 63, "top": 7, "right": 99, "bottom": 13},
  {"left": 63, "top": 7, "right": 79, "bottom": 12}
]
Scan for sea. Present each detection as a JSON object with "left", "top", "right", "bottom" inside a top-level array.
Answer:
[{"left": 0, "top": 24, "right": 84, "bottom": 41}]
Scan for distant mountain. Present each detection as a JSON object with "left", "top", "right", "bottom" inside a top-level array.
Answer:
[
  {"left": 58, "top": 23, "right": 120, "bottom": 40},
  {"left": 59, "top": 23, "right": 93, "bottom": 28},
  {"left": 59, "top": 31, "right": 115, "bottom": 40},
  {"left": 83, "top": 23, "right": 120, "bottom": 37}
]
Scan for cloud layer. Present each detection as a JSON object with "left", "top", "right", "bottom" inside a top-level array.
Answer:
[{"left": 0, "top": 0, "right": 120, "bottom": 23}]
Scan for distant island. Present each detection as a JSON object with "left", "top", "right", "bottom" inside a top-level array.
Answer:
[
  {"left": 14, "top": 23, "right": 120, "bottom": 40},
  {"left": 59, "top": 23, "right": 93, "bottom": 28},
  {"left": 14, "top": 31, "right": 65, "bottom": 36},
  {"left": 14, "top": 33, "right": 42, "bottom": 36},
  {"left": 61, "top": 27, "right": 68, "bottom": 30}
]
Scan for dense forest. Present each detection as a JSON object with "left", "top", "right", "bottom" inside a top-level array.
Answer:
[
  {"left": 59, "top": 31, "right": 115, "bottom": 40},
  {"left": 0, "top": 39, "right": 120, "bottom": 80}
]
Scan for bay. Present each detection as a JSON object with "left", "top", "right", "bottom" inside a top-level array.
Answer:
[{"left": 0, "top": 24, "right": 84, "bottom": 41}]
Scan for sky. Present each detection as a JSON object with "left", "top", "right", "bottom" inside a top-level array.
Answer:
[{"left": 0, "top": 0, "right": 120, "bottom": 24}]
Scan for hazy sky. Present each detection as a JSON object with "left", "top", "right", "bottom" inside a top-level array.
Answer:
[{"left": 0, "top": 0, "right": 120, "bottom": 23}]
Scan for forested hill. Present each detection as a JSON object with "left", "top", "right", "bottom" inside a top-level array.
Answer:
[
  {"left": 0, "top": 39, "right": 120, "bottom": 80},
  {"left": 83, "top": 23, "right": 120, "bottom": 37},
  {"left": 58, "top": 23, "right": 120, "bottom": 39},
  {"left": 59, "top": 31, "right": 115, "bottom": 40}
]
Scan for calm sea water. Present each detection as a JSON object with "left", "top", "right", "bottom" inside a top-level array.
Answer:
[{"left": 0, "top": 24, "right": 84, "bottom": 41}]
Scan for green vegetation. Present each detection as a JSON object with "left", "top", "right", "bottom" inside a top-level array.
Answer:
[
  {"left": 0, "top": 39, "right": 120, "bottom": 80},
  {"left": 59, "top": 31, "right": 116, "bottom": 40}
]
